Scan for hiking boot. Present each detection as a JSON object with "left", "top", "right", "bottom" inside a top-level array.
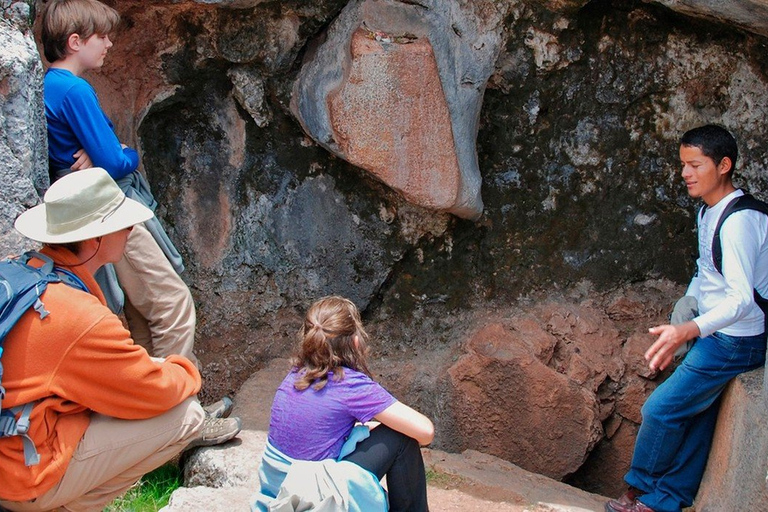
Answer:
[
  {"left": 605, "top": 497, "right": 656, "bottom": 512},
  {"left": 187, "top": 416, "right": 242, "bottom": 449},
  {"left": 615, "top": 487, "right": 645, "bottom": 506},
  {"left": 203, "top": 396, "right": 233, "bottom": 419}
]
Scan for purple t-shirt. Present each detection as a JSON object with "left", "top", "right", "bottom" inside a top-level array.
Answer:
[{"left": 268, "top": 367, "right": 397, "bottom": 461}]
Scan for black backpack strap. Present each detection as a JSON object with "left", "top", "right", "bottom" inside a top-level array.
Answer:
[
  {"left": 710, "top": 193, "right": 768, "bottom": 333},
  {"left": 711, "top": 194, "right": 768, "bottom": 274}
]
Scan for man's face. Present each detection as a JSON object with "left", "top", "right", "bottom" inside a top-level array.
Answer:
[
  {"left": 679, "top": 144, "right": 729, "bottom": 204},
  {"left": 100, "top": 226, "right": 132, "bottom": 264}
]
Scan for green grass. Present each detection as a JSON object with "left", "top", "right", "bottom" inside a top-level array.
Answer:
[
  {"left": 425, "top": 467, "right": 464, "bottom": 489},
  {"left": 105, "top": 463, "right": 183, "bottom": 512}
]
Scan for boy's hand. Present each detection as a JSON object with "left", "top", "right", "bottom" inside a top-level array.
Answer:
[
  {"left": 645, "top": 321, "right": 700, "bottom": 372},
  {"left": 71, "top": 148, "right": 93, "bottom": 170}
]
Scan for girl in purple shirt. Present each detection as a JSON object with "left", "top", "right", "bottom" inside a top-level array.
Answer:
[{"left": 266, "top": 296, "right": 434, "bottom": 511}]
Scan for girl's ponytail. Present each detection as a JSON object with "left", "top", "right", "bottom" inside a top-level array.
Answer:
[{"left": 292, "top": 296, "right": 372, "bottom": 390}]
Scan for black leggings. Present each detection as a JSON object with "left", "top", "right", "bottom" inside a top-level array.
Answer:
[{"left": 342, "top": 424, "right": 429, "bottom": 512}]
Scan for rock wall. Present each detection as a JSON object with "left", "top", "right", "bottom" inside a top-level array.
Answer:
[
  {"left": 0, "top": 1, "right": 46, "bottom": 257},
  {"left": 2, "top": 0, "right": 767, "bottom": 497}
]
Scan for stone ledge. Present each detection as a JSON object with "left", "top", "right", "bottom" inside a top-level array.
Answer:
[
  {"left": 423, "top": 449, "right": 606, "bottom": 511},
  {"left": 695, "top": 366, "right": 768, "bottom": 510},
  {"left": 165, "top": 428, "right": 609, "bottom": 511}
]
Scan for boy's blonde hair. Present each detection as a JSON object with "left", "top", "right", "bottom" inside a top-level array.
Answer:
[
  {"left": 41, "top": 0, "right": 120, "bottom": 63},
  {"left": 292, "top": 296, "right": 372, "bottom": 391}
]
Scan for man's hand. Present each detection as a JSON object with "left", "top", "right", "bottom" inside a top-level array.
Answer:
[
  {"left": 645, "top": 321, "right": 700, "bottom": 372},
  {"left": 71, "top": 148, "right": 93, "bottom": 170}
]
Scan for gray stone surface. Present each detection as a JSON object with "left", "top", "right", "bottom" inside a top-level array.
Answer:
[
  {"left": 163, "top": 484, "right": 254, "bottom": 512},
  {"left": 695, "top": 367, "right": 768, "bottom": 510},
  {"left": 165, "top": 431, "right": 265, "bottom": 511},
  {"left": 651, "top": 0, "right": 768, "bottom": 38},
  {"left": 183, "top": 430, "right": 265, "bottom": 489},
  {"left": 170, "top": 426, "right": 609, "bottom": 512},
  {"left": 0, "top": 11, "right": 47, "bottom": 258},
  {"left": 228, "top": 65, "right": 271, "bottom": 128},
  {"left": 230, "top": 357, "right": 287, "bottom": 431}
]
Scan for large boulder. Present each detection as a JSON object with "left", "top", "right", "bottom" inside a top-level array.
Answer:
[
  {"left": 447, "top": 321, "right": 604, "bottom": 480},
  {"left": 291, "top": 0, "right": 508, "bottom": 219},
  {"left": 327, "top": 29, "right": 463, "bottom": 213}
]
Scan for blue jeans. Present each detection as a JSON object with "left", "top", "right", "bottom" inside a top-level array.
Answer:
[{"left": 625, "top": 331, "right": 766, "bottom": 512}]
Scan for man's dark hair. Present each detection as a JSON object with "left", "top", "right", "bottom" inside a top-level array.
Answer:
[{"left": 680, "top": 124, "right": 738, "bottom": 173}]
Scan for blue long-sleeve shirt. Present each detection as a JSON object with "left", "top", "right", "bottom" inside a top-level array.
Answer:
[{"left": 44, "top": 68, "right": 139, "bottom": 180}]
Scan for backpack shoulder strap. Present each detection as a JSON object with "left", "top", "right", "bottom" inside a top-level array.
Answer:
[
  {"left": 53, "top": 267, "right": 90, "bottom": 294},
  {"left": 0, "top": 403, "right": 39, "bottom": 466},
  {"left": 0, "top": 254, "right": 50, "bottom": 467},
  {"left": 711, "top": 194, "right": 768, "bottom": 274},
  {"left": 0, "top": 252, "right": 78, "bottom": 467}
]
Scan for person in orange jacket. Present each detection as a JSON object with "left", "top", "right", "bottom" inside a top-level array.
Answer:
[{"left": 0, "top": 168, "right": 238, "bottom": 511}]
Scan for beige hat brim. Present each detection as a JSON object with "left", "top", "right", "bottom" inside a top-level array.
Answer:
[{"left": 15, "top": 196, "right": 154, "bottom": 243}]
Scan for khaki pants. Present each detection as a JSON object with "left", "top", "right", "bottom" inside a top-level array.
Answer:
[
  {"left": 114, "top": 223, "right": 198, "bottom": 366},
  {"left": 0, "top": 398, "right": 204, "bottom": 512}
]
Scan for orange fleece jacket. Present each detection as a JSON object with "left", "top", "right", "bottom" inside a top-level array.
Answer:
[{"left": 0, "top": 246, "right": 201, "bottom": 501}]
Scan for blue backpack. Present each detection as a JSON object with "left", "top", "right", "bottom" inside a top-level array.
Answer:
[{"left": 0, "top": 251, "right": 87, "bottom": 466}]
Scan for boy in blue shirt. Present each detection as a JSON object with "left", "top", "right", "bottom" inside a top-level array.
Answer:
[
  {"left": 42, "top": 0, "right": 193, "bottom": 361},
  {"left": 40, "top": 0, "right": 238, "bottom": 436}
]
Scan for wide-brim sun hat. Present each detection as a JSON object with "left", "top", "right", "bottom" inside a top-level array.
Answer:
[{"left": 14, "top": 167, "right": 154, "bottom": 243}]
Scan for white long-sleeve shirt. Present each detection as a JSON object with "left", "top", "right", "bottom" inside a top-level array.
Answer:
[{"left": 687, "top": 189, "right": 768, "bottom": 337}]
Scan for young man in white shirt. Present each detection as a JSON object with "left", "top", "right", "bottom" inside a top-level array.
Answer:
[{"left": 606, "top": 125, "right": 768, "bottom": 512}]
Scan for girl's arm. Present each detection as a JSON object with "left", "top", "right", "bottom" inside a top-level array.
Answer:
[{"left": 374, "top": 401, "right": 435, "bottom": 445}]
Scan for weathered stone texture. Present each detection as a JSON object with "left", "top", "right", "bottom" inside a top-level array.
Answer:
[
  {"left": 166, "top": 430, "right": 264, "bottom": 512},
  {"left": 0, "top": 10, "right": 46, "bottom": 258},
  {"left": 184, "top": 430, "right": 264, "bottom": 489},
  {"left": 695, "top": 368, "right": 768, "bottom": 510},
  {"left": 292, "top": 0, "right": 507, "bottom": 219},
  {"left": 566, "top": 418, "right": 640, "bottom": 498},
  {"left": 228, "top": 65, "right": 271, "bottom": 128},
  {"left": 448, "top": 323, "right": 603, "bottom": 480},
  {"left": 328, "top": 29, "right": 462, "bottom": 211},
  {"left": 651, "top": 0, "right": 768, "bottom": 38}
]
